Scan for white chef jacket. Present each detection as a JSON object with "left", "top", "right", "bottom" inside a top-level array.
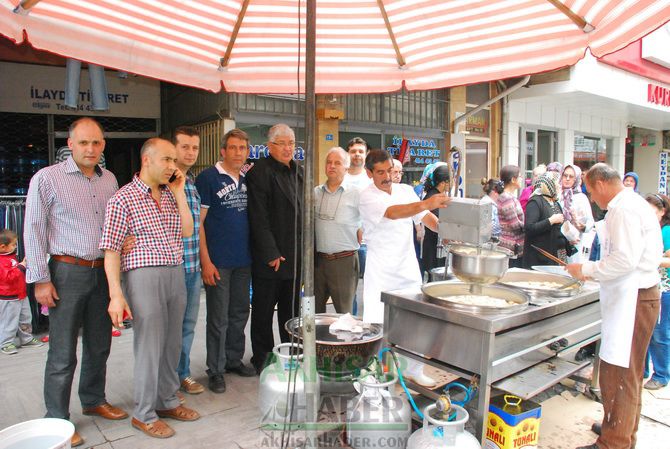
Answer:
[
  {"left": 359, "top": 183, "right": 427, "bottom": 323},
  {"left": 582, "top": 188, "right": 662, "bottom": 367}
]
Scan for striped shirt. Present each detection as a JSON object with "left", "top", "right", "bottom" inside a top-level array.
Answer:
[
  {"left": 183, "top": 172, "right": 200, "bottom": 273},
  {"left": 24, "top": 157, "right": 118, "bottom": 283},
  {"left": 99, "top": 175, "right": 183, "bottom": 272}
]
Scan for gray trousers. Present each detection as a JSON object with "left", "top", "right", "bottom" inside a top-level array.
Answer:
[
  {"left": 45, "top": 260, "right": 112, "bottom": 420},
  {"left": 315, "top": 253, "right": 359, "bottom": 314},
  {"left": 0, "top": 298, "right": 33, "bottom": 347},
  {"left": 205, "top": 266, "right": 251, "bottom": 376},
  {"left": 123, "top": 266, "right": 186, "bottom": 423}
]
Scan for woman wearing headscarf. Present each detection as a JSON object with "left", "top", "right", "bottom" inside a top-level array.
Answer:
[
  {"left": 559, "top": 164, "right": 594, "bottom": 263},
  {"left": 480, "top": 178, "right": 503, "bottom": 240},
  {"left": 523, "top": 172, "right": 574, "bottom": 268},
  {"left": 623, "top": 171, "right": 640, "bottom": 192},
  {"left": 420, "top": 165, "right": 450, "bottom": 275}
]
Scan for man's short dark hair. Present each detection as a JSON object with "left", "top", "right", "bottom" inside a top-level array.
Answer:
[
  {"left": 347, "top": 137, "right": 368, "bottom": 151},
  {"left": 173, "top": 126, "right": 200, "bottom": 144},
  {"left": 68, "top": 117, "right": 105, "bottom": 139},
  {"left": 221, "top": 129, "right": 249, "bottom": 149},
  {"left": 585, "top": 163, "right": 621, "bottom": 185},
  {"left": 365, "top": 149, "right": 392, "bottom": 172},
  {"left": 140, "top": 137, "right": 170, "bottom": 157}
]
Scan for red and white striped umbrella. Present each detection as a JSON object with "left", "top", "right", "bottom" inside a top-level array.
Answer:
[{"left": 1, "top": 0, "right": 669, "bottom": 93}]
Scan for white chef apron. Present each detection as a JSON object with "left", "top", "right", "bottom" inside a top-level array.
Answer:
[{"left": 597, "top": 221, "right": 638, "bottom": 368}]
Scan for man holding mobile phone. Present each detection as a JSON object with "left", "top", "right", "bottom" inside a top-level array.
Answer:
[{"left": 100, "top": 138, "right": 198, "bottom": 439}]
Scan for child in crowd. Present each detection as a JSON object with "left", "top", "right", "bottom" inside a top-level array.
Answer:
[{"left": 0, "top": 229, "right": 43, "bottom": 354}]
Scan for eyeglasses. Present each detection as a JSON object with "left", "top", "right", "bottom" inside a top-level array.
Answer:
[
  {"left": 270, "top": 141, "right": 296, "bottom": 148},
  {"left": 317, "top": 189, "right": 343, "bottom": 220}
]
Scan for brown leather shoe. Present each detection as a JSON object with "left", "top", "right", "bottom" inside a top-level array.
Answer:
[
  {"left": 131, "top": 417, "right": 175, "bottom": 439},
  {"left": 70, "top": 430, "right": 83, "bottom": 447},
  {"left": 82, "top": 402, "right": 128, "bottom": 420},
  {"left": 180, "top": 376, "right": 205, "bottom": 394},
  {"left": 156, "top": 405, "right": 200, "bottom": 422}
]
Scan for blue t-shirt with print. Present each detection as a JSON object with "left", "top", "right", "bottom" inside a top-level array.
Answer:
[{"left": 195, "top": 165, "right": 252, "bottom": 268}]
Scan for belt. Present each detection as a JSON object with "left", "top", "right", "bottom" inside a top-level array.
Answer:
[
  {"left": 317, "top": 250, "right": 357, "bottom": 261},
  {"left": 52, "top": 255, "right": 105, "bottom": 268}
]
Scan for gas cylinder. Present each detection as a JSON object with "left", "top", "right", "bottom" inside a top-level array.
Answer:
[
  {"left": 258, "top": 343, "right": 313, "bottom": 429},
  {"left": 406, "top": 403, "right": 480, "bottom": 449},
  {"left": 346, "top": 372, "right": 412, "bottom": 449}
]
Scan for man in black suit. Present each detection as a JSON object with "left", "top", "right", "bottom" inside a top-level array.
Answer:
[{"left": 246, "top": 124, "right": 303, "bottom": 373}]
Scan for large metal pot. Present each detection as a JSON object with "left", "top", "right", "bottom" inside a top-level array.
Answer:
[
  {"left": 449, "top": 244, "right": 509, "bottom": 284},
  {"left": 284, "top": 313, "right": 383, "bottom": 378}
]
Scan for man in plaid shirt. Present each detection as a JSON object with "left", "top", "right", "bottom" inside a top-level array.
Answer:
[
  {"left": 172, "top": 126, "right": 204, "bottom": 396},
  {"left": 100, "top": 138, "right": 199, "bottom": 439}
]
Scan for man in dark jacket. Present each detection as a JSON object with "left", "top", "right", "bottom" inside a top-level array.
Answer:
[{"left": 246, "top": 124, "right": 303, "bottom": 373}]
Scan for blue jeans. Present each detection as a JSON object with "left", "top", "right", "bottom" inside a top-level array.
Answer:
[
  {"left": 645, "top": 290, "right": 670, "bottom": 384},
  {"left": 177, "top": 270, "right": 202, "bottom": 380}
]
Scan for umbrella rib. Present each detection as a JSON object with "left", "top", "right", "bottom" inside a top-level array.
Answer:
[
  {"left": 221, "top": 0, "right": 251, "bottom": 68},
  {"left": 376, "top": 0, "right": 406, "bottom": 67},
  {"left": 545, "top": 0, "right": 594, "bottom": 33}
]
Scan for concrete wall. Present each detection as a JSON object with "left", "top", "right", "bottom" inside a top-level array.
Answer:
[{"left": 633, "top": 130, "right": 665, "bottom": 195}]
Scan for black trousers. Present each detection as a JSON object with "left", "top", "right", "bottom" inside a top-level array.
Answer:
[
  {"left": 250, "top": 276, "right": 300, "bottom": 370},
  {"left": 44, "top": 260, "right": 112, "bottom": 420}
]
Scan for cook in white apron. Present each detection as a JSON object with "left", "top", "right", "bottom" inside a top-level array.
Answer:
[{"left": 359, "top": 182, "right": 435, "bottom": 386}]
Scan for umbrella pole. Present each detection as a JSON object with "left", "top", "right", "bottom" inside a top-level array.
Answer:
[{"left": 302, "top": 0, "right": 319, "bottom": 446}]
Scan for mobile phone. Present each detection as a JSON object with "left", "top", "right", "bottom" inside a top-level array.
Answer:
[{"left": 168, "top": 170, "right": 177, "bottom": 183}]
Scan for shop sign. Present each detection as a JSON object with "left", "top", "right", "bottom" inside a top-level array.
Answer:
[
  {"left": 659, "top": 152, "right": 668, "bottom": 194},
  {"left": 648, "top": 83, "right": 670, "bottom": 107},
  {"left": 0, "top": 61, "right": 160, "bottom": 118},
  {"left": 248, "top": 144, "right": 305, "bottom": 161},
  {"left": 466, "top": 109, "right": 490, "bottom": 137},
  {"left": 386, "top": 136, "right": 440, "bottom": 166}
]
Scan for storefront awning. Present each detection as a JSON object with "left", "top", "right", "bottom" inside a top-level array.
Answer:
[{"left": 1, "top": 0, "right": 669, "bottom": 94}]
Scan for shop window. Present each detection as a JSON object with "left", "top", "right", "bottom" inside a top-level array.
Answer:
[
  {"left": 0, "top": 112, "right": 49, "bottom": 195},
  {"left": 466, "top": 83, "right": 490, "bottom": 105},
  {"left": 574, "top": 135, "right": 606, "bottom": 172},
  {"left": 383, "top": 134, "right": 444, "bottom": 186},
  {"left": 338, "top": 132, "right": 382, "bottom": 151}
]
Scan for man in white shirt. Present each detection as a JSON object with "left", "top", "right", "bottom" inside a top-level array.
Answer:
[
  {"left": 359, "top": 149, "right": 450, "bottom": 387},
  {"left": 567, "top": 163, "right": 661, "bottom": 449},
  {"left": 314, "top": 147, "right": 361, "bottom": 314},
  {"left": 343, "top": 137, "right": 372, "bottom": 190}
]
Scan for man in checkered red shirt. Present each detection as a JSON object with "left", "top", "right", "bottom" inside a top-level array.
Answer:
[{"left": 99, "top": 138, "right": 198, "bottom": 439}]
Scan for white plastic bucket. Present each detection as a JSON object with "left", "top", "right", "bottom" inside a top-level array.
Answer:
[{"left": 0, "top": 418, "right": 74, "bottom": 449}]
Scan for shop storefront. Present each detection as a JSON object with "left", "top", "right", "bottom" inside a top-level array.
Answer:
[
  {"left": 505, "top": 25, "right": 670, "bottom": 192},
  {"left": 0, "top": 61, "right": 161, "bottom": 191}
]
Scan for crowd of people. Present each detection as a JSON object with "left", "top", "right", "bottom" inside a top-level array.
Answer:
[{"left": 0, "top": 116, "right": 667, "bottom": 449}]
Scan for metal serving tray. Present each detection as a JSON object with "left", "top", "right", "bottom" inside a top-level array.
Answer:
[
  {"left": 496, "top": 270, "right": 582, "bottom": 299},
  {"left": 421, "top": 281, "right": 529, "bottom": 315}
]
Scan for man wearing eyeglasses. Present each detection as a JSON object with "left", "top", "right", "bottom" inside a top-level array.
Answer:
[
  {"left": 314, "top": 147, "right": 362, "bottom": 314},
  {"left": 246, "top": 124, "right": 304, "bottom": 373}
]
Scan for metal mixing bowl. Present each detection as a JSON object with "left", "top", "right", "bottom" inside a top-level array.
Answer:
[
  {"left": 284, "top": 313, "right": 383, "bottom": 378},
  {"left": 449, "top": 244, "right": 509, "bottom": 284}
]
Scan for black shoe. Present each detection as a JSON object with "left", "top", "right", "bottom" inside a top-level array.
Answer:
[
  {"left": 590, "top": 422, "right": 601, "bottom": 436},
  {"left": 208, "top": 374, "right": 226, "bottom": 393},
  {"left": 226, "top": 363, "right": 257, "bottom": 377}
]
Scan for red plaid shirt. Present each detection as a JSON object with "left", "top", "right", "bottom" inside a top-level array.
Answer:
[{"left": 100, "top": 175, "right": 183, "bottom": 271}]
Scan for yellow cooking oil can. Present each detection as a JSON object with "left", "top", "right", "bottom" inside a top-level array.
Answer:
[{"left": 484, "top": 394, "right": 541, "bottom": 449}]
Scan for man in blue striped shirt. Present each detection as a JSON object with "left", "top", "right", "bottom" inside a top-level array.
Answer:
[{"left": 172, "top": 126, "right": 204, "bottom": 395}]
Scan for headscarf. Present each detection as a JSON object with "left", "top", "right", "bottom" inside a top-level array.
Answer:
[
  {"left": 623, "top": 171, "right": 639, "bottom": 192},
  {"left": 546, "top": 161, "right": 563, "bottom": 174},
  {"left": 533, "top": 172, "right": 562, "bottom": 214},
  {"left": 420, "top": 162, "right": 447, "bottom": 184},
  {"left": 561, "top": 164, "right": 582, "bottom": 222}
]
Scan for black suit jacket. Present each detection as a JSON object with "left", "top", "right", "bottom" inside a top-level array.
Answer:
[
  {"left": 246, "top": 155, "right": 304, "bottom": 280},
  {"left": 522, "top": 195, "right": 571, "bottom": 268}
]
